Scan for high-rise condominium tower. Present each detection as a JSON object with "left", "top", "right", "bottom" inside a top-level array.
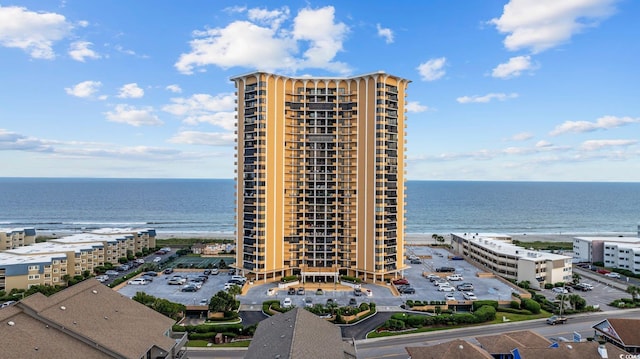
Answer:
[{"left": 232, "top": 71, "right": 409, "bottom": 283}]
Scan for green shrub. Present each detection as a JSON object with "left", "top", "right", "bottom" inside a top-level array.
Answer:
[
  {"left": 554, "top": 282, "right": 565, "bottom": 287},
  {"left": 510, "top": 301, "right": 520, "bottom": 309},
  {"left": 544, "top": 283, "right": 554, "bottom": 289},
  {"left": 384, "top": 318, "right": 405, "bottom": 330},
  {"left": 521, "top": 298, "right": 541, "bottom": 314},
  {"left": 340, "top": 275, "right": 362, "bottom": 283},
  {"left": 281, "top": 275, "right": 299, "bottom": 283},
  {"left": 472, "top": 300, "right": 498, "bottom": 311},
  {"left": 498, "top": 307, "right": 532, "bottom": 315},
  {"left": 474, "top": 305, "right": 497, "bottom": 322}
]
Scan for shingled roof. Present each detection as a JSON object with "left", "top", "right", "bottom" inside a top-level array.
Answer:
[
  {"left": 245, "top": 307, "right": 356, "bottom": 359},
  {"left": 593, "top": 318, "right": 640, "bottom": 347},
  {"left": 475, "top": 330, "right": 551, "bottom": 353},
  {"left": 406, "top": 339, "right": 493, "bottom": 359},
  {"left": 1, "top": 279, "right": 179, "bottom": 358}
]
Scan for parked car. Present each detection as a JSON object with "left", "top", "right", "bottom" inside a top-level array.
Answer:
[
  {"left": 95, "top": 274, "right": 109, "bottom": 283},
  {"left": 168, "top": 277, "right": 186, "bottom": 285},
  {"left": 551, "top": 287, "right": 568, "bottom": 294},
  {"left": 153, "top": 257, "right": 162, "bottom": 263},
  {"left": 203, "top": 269, "right": 211, "bottom": 276},
  {"left": 282, "top": 297, "right": 292, "bottom": 308},
  {"left": 349, "top": 298, "right": 357, "bottom": 306},
  {"left": 297, "top": 287, "right": 305, "bottom": 295},
  {"left": 105, "top": 270, "right": 119, "bottom": 276},
  {"left": 354, "top": 288, "right": 363, "bottom": 296},
  {"left": 392, "top": 278, "right": 409, "bottom": 285},
  {"left": 410, "top": 259, "right": 422, "bottom": 264},
  {"left": 450, "top": 256, "right": 465, "bottom": 260},
  {"left": 163, "top": 268, "right": 174, "bottom": 274},
  {"left": 199, "top": 299, "right": 209, "bottom": 306},
  {"left": 181, "top": 284, "right": 198, "bottom": 292},
  {"left": 143, "top": 271, "right": 158, "bottom": 277},
  {"left": 141, "top": 275, "right": 154, "bottom": 282},
  {"left": 446, "top": 274, "right": 464, "bottom": 281},
  {"left": 438, "top": 285, "right": 456, "bottom": 292},
  {"left": 462, "top": 292, "right": 478, "bottom": 300},
  {"left": 444, "top": 293, "right": 456, "bottom": 301},
  {"left": 436, "top": 267, "right": 456, "bottom": 272},
  {"left": 210, "top": 268, "right": 220, "bottom": 275},
  {"left": 575, "top": 283, "right": 594, "bottom": 291},
  {"left": 127, "top": 278, "right": 149, "bottom": 285},
  {"left": 135, "top": 258, "right": 145, "bottom": 264},
  {"left": 434, "top": 279, "right": 449, "bottom": 287},
  {"left": 605, "top": 272, "right": 621, "bottom": 279},
  {"left": 426, "top": 274, "right": 440, "bottom": 281},
  {"left": 398, "top": 287, "right": 416, "bottom": 294},
  {"left": 456, "top": 283, "right": 474, "bottom": 291},
  {"left": 288, "top": 287, "right": 296, "bottom": 295},
  {"left": 267, "top": 288, "right": 276, "bottom": 296},
  {"left": 304, "top": 297, "right": 313, "bottom": 307}
]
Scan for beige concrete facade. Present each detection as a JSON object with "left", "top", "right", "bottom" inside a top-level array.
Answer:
[
  {"left": 452, "top": 233, "right": 573, "bottom": 289},
  {"left": 0, "top": 228, "right": 37, "bottom": 250},
  {"left": 232, "top": 71, "right": 409, "bottom": 283},
  {"left": 0, "top": 228, "right": 156, "bottom": 292}
]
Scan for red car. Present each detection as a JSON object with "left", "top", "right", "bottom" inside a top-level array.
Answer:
[{"left": 392, "top": 278, "right": 409, "bottom": 285}]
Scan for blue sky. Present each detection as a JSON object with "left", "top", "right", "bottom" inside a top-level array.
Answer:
[{"left": 1, "top": 0, "right": 638, "bottom": 181}]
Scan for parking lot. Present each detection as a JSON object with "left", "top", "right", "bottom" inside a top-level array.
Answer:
[
  {"left": 117, "top": 269, "right": 238, "bottom": 306},
  {"left": 115, "top": 246, "right": 627, "bottom": 312}
]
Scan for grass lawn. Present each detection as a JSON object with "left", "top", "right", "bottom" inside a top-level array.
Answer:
[
  {"left": 367, "top": 310, "right": 553, "bottom": 339},
  {"left": 188, "top": 340, "right": 251, "bottom": 347}
]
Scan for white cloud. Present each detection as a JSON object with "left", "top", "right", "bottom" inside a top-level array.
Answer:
[
  {"left": 550, "top": 115, "right": 640, "bottom": 136},
  {"left": 65, "top": 80, "right": 102, "bottom": 98},
  {"left": 166, "top": 84, "right": 182, "bottom": 93},
  {"left": 0, "top": 129, "right": 52, "bottom": 152},
  {"left": 0, "top": 5, "right": 73, "bottom": 59},
  {"left": 406, "top": 101, "right": 428, "bottom": 113},
  {"left": 457, "top": 93, "right": 519, "bottom": 104},
  {"left": 117, "top": 83, "right": 144, "bottom": 99},
  {"left": 580, "top": 139, "right": 637, "bottom": 151},
  {"left": 490, "top": 0, "right": 617, "bottom": 53},
  {"left": 535, "top": 140, "right": 553, "bottom": 148},
  {"left": 168, "top": 131, "right": 235, "bottom": 146},
  {"left": 417, "top": 57, "right": 446, "bottom": 81},
  {"left": 68, "top": 41, "right": 100, "bottom": 62},
  {"left": 376, "top": 23, "right": 394, "bottom": 44},
  {"left": 247, "top": 7, "right": 289, "bottom": 29},
  {"left": 492, "top": 55, "right": 534, "bottom": 78},
  {"left": 175, "top": 6, "right": 349, "bottom": 74},
  {"left": 162, "top": 93, "right": 236, "bottom": 130},
  {"left": 291, "top": 6, "right": 349, "bottom": 73},
  {"left": 510, "top": 132, "right": 534, "bottom": 141},
  {"left": 105, "top": 104, "right": 162, "bottom": 127}
]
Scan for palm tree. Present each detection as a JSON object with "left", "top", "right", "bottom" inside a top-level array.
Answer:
[
  {"left": 626, "top": 285, "right": 639, "bottom": 302},
  {"left": 572, "top": 272, "right": 581, "bottom": 284}
]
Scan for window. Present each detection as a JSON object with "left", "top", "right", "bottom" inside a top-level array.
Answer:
[
  {"left": 28, "top": 265, "right": 39, "bottom": 271},
  {"left": 28, "top": 274, "right": 40, "bottom": 280}
]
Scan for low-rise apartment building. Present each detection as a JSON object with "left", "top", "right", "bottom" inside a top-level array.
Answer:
[
  {"left": 0, "top": 228, "right": 156, "bottom": 291},
  {"left": 0, "top": 227, "right": 37, "bottom": 250},
  {"left": 602, "top": 242, "right": 640, "bottom": 274},
  {"left": 452, "top": 233, "right": 573, "bottom": 289},
  {"left": 573, "top": 235, "right": 640, "bottom": 265}
]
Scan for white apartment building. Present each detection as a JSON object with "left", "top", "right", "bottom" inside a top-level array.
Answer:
[
  {"left": 573, "top": 236, "right": 640, "bottom": 263},
  {"left": 603, "top": 242, "right": 640, "bottom": 274},
  {"left": 452, "top": 233, "right": 573, "bottom": 289}
]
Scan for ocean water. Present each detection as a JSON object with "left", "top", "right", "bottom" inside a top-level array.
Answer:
[{"left": 0, "top": 178, "right": 638, "bottom": 236}]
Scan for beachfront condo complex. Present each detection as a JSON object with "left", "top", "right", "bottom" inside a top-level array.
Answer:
[{"left": 232, "top": 71, "right": 410, "bottom": 283}]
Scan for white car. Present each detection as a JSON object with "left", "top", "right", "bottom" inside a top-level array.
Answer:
[
  {"left": 462, "top": 292, "right": 478, "bottom": 300},
  {"left": 153, "top": 257, "right": 162, "bottom": 263},
  {"left": 444, "top": 293, "right": 456, "bottom": 301},
  {"left": 282, "top": 297, "right": 292, "bottom": 308},
  {"left": 95, "top": 274, "right": 109, "bottom": 283},
  {"left": 551, "top": 287, "right": 568, "bottom": 294},
  {"left": 267, "top": 288, "right": 276, "bottom": 296},
  {"left": 446, "top": 274, "right": 464, "bottom": 281},
  {"left": 127, "top": 278, "right": 149, "bottom": 285},
  {"left": 438, "top": 285, "right": 455, "bottom": 292},
  {"left": 605, "top": 272, "right": 621, "bottom": 279}
]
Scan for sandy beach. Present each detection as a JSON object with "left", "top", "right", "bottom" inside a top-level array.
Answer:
[{"left": 38, "top": 229, "right": 634, "bottom": 244}]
